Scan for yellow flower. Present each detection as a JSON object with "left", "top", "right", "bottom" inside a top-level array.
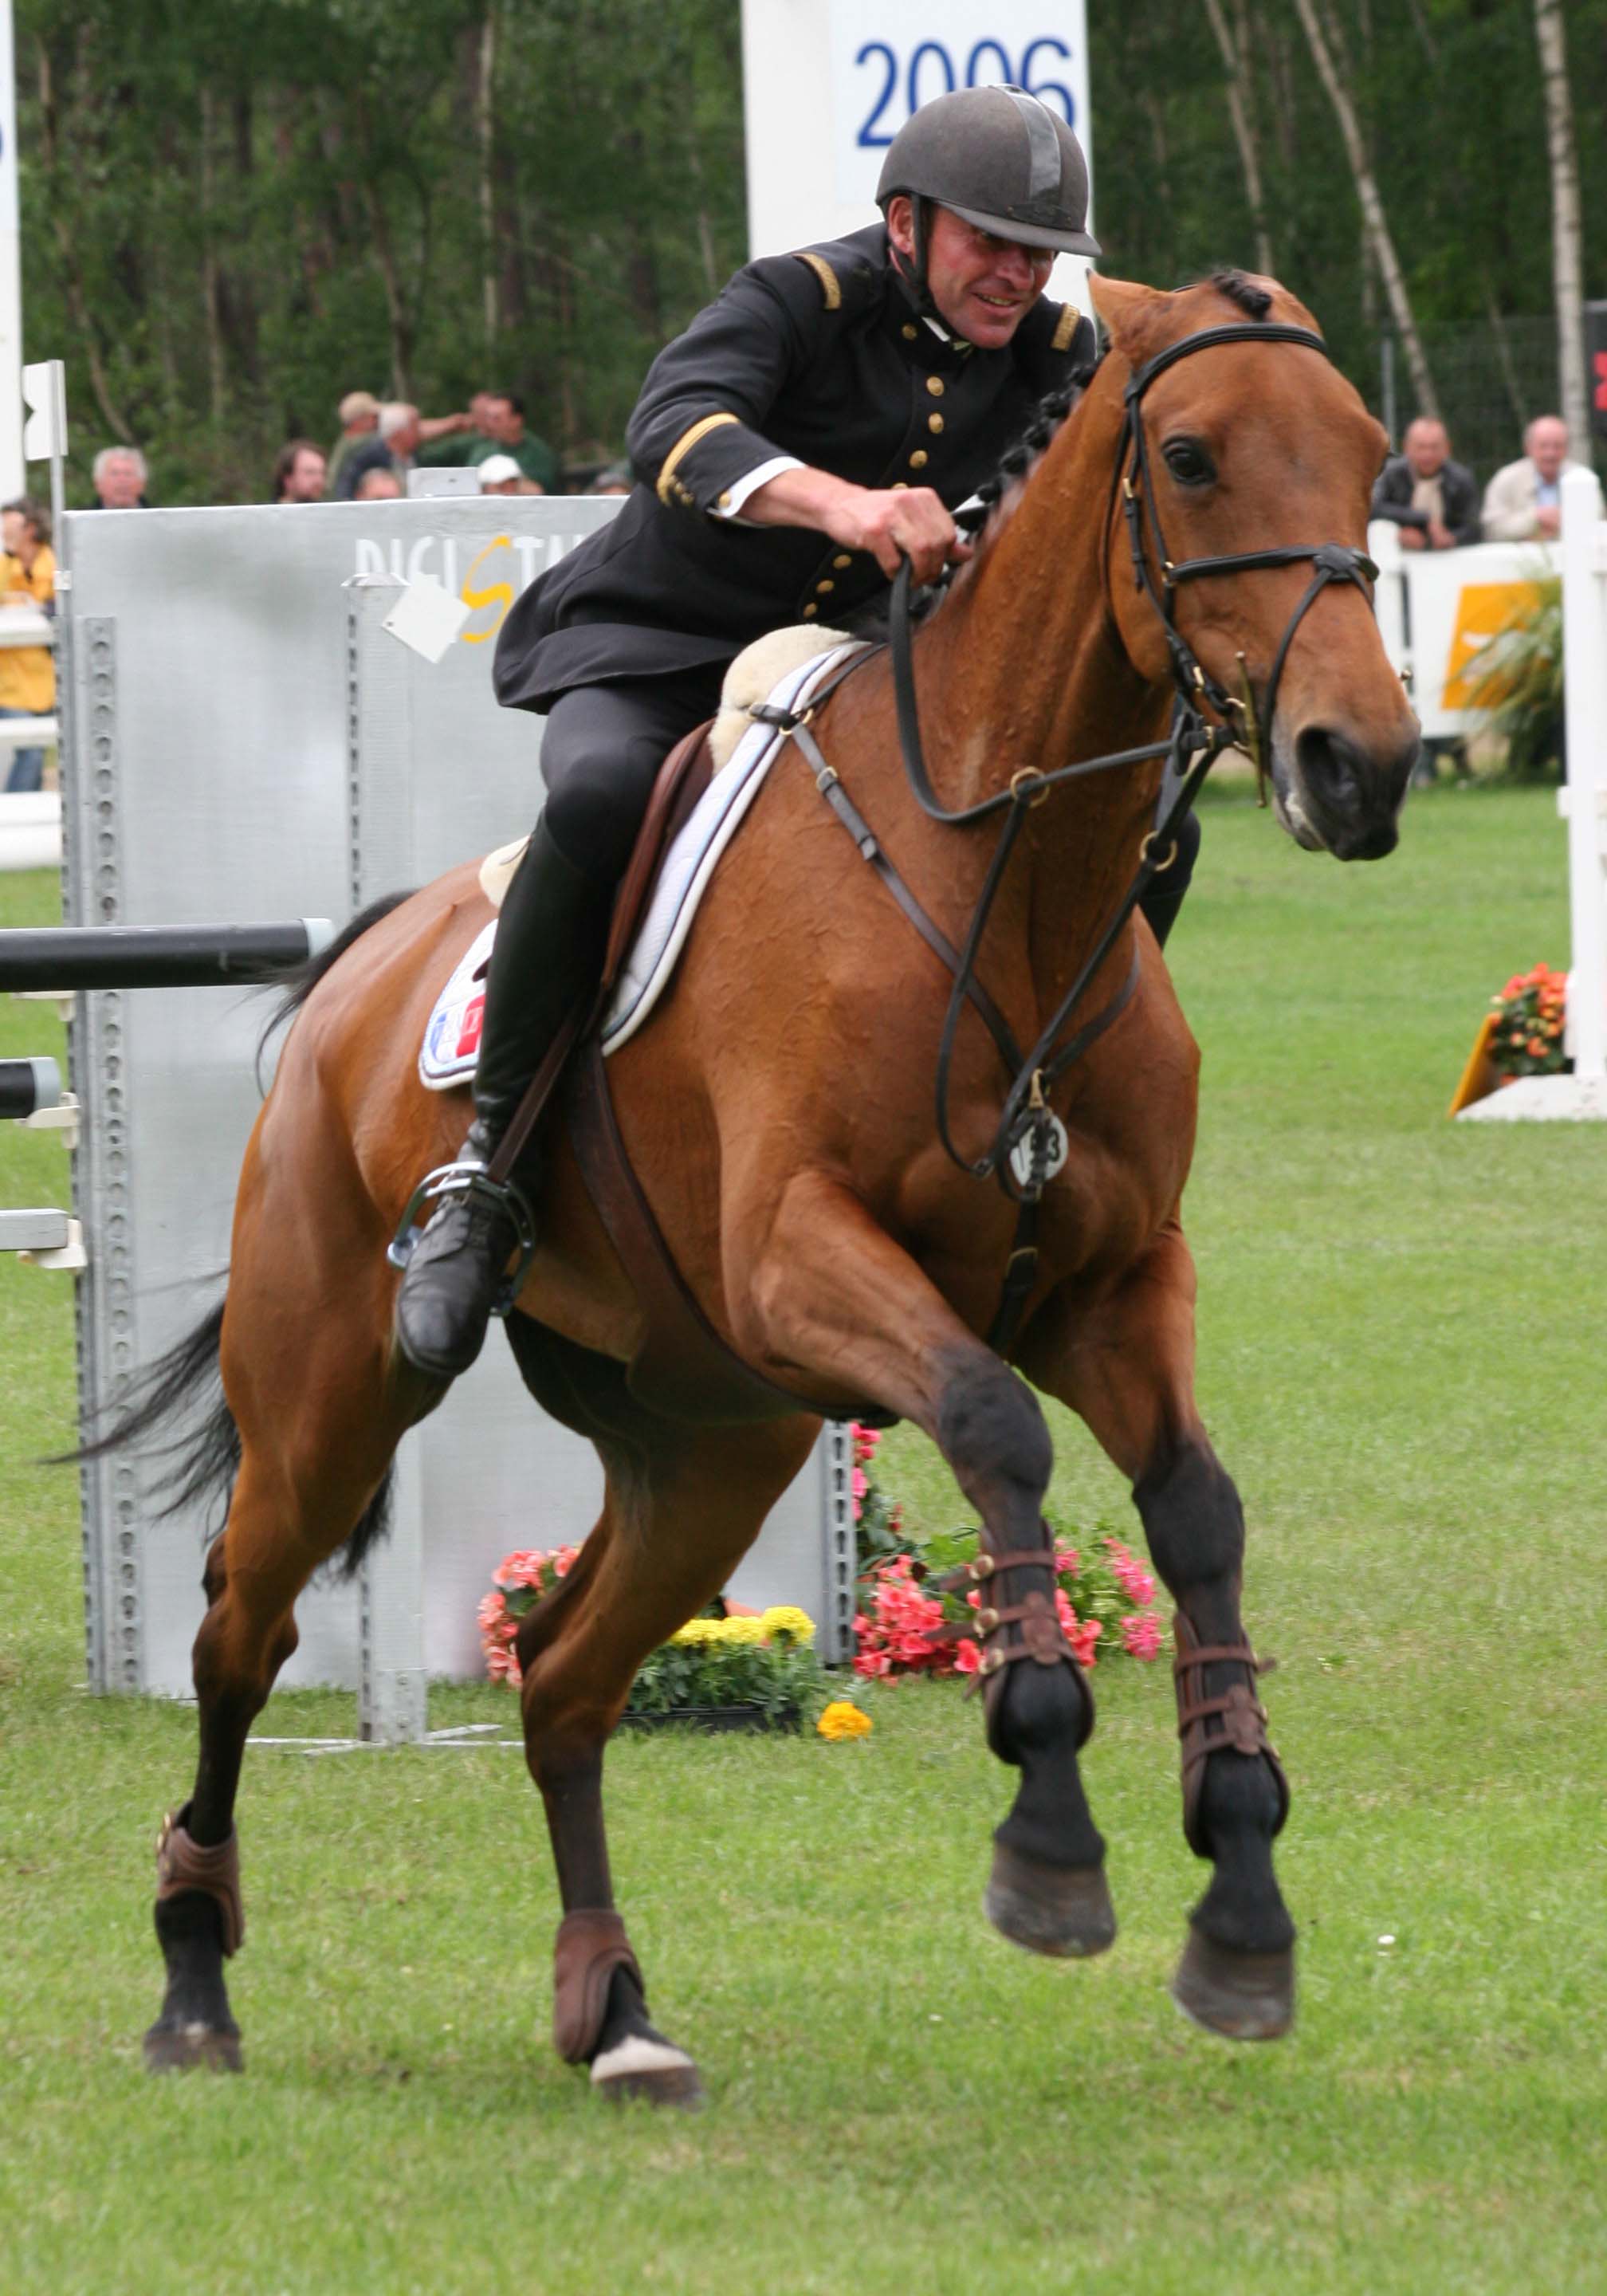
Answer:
[
  {"left": 670, "top": 1618, "right": 732, "bottom": 1648},
  {"left": 760, "top": 1606, "right": 816, "bottom": 1646},
  {"left": 817, "top": 1700, "right": 873, "bottom": 1741}
]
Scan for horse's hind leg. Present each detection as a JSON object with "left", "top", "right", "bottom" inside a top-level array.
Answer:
[
  {"left": 145, "top": 1321, "right": 418, "bottom": 2074},
  {"left": 1018, "top": 1224, "right": 1295, "bottom": 2039},
  {"left": 504, "top": 1366, "right": 815, "bottom": 2107}
]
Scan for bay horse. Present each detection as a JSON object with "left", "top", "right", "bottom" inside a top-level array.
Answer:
[{"left": 129, "top": 269, "right": 1416, "bottom": 2101}]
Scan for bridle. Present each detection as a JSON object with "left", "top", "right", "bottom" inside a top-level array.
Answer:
[
  {"left": 758, "top": 315, "right": 1381, "bottom": 1354},
  {"left": 1116, "top": 320, "right": 1378, "bottom": 772}
]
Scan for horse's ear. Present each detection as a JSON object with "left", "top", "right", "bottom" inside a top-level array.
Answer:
[{"left": 1087, "top": 274, "right": 1166, "bottom": 360}]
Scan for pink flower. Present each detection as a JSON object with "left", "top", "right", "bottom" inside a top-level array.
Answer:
[
  {"left": 1102, "top": 1536, "right": 1157, "bottom": 1609},
  {"left": 1121, "top": 1613, "right": 1163, "bottom": 1661},
  {"left": 953, "top": 1638, "right": 981, "bottom": 1675}
]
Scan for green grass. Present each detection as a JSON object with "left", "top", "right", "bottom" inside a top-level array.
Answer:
[{"left": 3, "top": 787, "right": 1606, "bottom": 2295}]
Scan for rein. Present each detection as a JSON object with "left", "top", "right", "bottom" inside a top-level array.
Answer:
[{"left": 757, "top": 315, "right": 1379, "bottom": 1354}]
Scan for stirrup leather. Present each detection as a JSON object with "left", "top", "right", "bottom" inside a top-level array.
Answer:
[{"left": 387, "top": 1158, "right": 538, "bottom": 1318}]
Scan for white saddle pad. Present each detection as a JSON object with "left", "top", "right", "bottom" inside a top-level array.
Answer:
[
  {"left": 418, "top": 920, "right": 497, "bottom": 1088},
  {"left": 418, "top": 641, "right": 865, "bottom": 1090}
]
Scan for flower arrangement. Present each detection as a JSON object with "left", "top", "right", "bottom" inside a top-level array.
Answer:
[
  {"left": 1487, "top": 962, "right": 1568, "bottom": 1080},
  {"left": 852, "top": 1519, "right": 1165, "bottom": 1681},
  {"left": 477, "top": 1545, "right": 581, "bottom": 1685},
  {"left": 628, "top": 1606, "right": 823, "bottom": 1724},
  {"left": 851, "top": 1421, "right": 916, "bottom": 1572},
  {"left": 479, "top": 1548, "right": 823, "bottom": 1725}
]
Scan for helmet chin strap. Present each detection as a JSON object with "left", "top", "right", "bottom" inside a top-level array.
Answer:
[{"left": 888, "top": 198, "right": 971, "bottom": 346}]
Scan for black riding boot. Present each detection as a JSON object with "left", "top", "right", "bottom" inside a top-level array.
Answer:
[{"left": 394, "top": 818, "right": 611, "bottom": 1379}]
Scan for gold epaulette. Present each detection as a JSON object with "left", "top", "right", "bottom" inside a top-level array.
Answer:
[
  {"left": 794, "top": 251, "right": 843, "bottom": 311},
  {"left": 1051, "top": 303, "right": 1081, "bottom": 352}
]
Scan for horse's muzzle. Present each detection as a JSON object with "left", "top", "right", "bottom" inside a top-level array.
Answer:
[{"left": 1282, "top": 722, "right": 1416, "bottom": 862}]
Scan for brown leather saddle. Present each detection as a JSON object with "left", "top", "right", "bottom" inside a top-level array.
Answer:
[{"left": 487, "top": 722, "right": 819, "bottom": 1426}]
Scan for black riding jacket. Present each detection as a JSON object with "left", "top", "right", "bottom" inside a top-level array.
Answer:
[{"left": 493, "top": 224, "right": 1094, "bottom": 713}]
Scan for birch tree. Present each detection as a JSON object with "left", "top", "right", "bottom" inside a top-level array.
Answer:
[
  {"left": 1290, "top": 0, "right": 1440, "bottom": 422},
  {"left": 1202, "top": 0, "right": 1274, "bottom": 276},
  {"left": 1533, "top": 0, "right": 1588, "bottom": 446}
]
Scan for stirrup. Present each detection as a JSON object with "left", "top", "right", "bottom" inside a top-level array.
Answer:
[{"left": 386, "top": 1158, "right": 539, "bottom": 1319}]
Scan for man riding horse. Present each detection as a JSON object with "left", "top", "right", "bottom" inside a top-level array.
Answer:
[{"left": 395, "top": 86, "right": 1200, "bottom": 1382}]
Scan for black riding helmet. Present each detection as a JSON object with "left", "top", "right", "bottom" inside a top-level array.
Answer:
[{"left": 876, "top": 85, "right": 1099, "bottom": 329}]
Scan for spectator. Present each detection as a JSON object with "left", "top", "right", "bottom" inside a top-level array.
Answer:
[
  {"left": 92, "top": 446, "right": 149, "bottom": 509},
  {"left": 418, "top": 389, "right": 505, "bottom": 472},
  {"left": 587, "top": 463, "right": 633, "bottom": 496},
  {"left": 328, "top": 391, "right": 379, "bottom": 494},
  {"left": 272, "top": 439, "right": 328, "bottom": 504},
  {"left": 1482, "top": 415, "right": 1604, "bottom": 542},
  {"left": 480, "top": 391, "right": 556, "bottom": 493},
  {"left": 418, "top": 387, "right": 555, "bottom": 492},
  {"left": 0, "top": 497, "right": 56, "bottom": 793},
  {"left": 335, "top": 403, "right": 423, "bottom": 501},
  {"left": 1370, "top": 419, "right": 1479, "bottom": 550},
  {"left": 477, "top": 454, "right": 525, "bottom": 496},
  {"left": 353, "top": 466, "right": 404, "bottom": 501}
]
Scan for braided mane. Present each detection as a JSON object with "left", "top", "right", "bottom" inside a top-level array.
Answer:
[{"left": 960, "top": 269, "right": 1275, "bottom": 540}]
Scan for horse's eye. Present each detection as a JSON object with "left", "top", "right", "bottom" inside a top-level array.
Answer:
[{"left": 1162, "top": 438, "right": 1216, "bottom": 486}]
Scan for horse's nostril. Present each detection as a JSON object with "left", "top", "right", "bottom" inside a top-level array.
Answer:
[{"left": 1295, "top": 725, "right": 1362, "bottom": 816}]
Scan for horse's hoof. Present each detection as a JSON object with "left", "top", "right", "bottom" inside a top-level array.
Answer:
[
  {"left": 984, "top": 1839, "right": 1117, "bottom": 1959},
  {"left": 1170, "top": 1924, "right": 1295, "bottom": 2041},
  {"left": 590, "top": 2035, "right": 705, "bottom": 2110},
  {"left": 143, "top": 2018, "right": 243, "bottom": 2074}
]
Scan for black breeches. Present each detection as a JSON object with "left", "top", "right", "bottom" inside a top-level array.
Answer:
[{"left": 538, "top": 669, "right": 726, "bottom": 883}]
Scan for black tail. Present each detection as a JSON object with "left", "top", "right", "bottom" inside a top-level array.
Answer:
[
  {"left": 256, "top": 888, "right": 416, "bottom": 1075},
  {"left": 65, "top": 1295, "right": 395, "bottom": 1581}
]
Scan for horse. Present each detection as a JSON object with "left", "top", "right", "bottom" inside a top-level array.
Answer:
[{"left": 123, "top": 269, "right": 1416, "bottom": 2103}]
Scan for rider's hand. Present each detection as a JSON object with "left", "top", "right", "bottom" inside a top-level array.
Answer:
[
  {"left": 739, "top": 466, "right": 971, "bottom": 586},
  {"left": 823, "top": 486, "right": 972, "bottom": 585}
]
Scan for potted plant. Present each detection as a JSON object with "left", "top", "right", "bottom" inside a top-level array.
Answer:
[
  {"left": 1462, "top": 575, "right": 1564, "bottom": 784},
  {"left": 1449, "top": 963, "right": 1568, "bottom": 1115}
]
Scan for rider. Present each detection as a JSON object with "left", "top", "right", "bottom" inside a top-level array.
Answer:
[{"left": 395, "top": 85, "right": 1197, "bottom": 1382}]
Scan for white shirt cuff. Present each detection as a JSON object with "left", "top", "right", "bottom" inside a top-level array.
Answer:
[{"left": 711, "top": 455, "right": 806, "bottom": 523}]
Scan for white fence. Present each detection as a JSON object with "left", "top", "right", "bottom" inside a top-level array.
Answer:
[{"left": 1452, "top": 466, "right": 1607, "bottom": 1119}]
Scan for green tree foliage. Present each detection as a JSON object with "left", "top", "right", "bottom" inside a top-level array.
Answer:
[
  {"left": 16, "top": 0, "right": 1606, "bottom": 505},
  {"left": 20, "top": 0, "right": 746, "bottom": 503}
]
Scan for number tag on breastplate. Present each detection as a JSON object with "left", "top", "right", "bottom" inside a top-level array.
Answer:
[{"left": 1008, "top": 1110, "right": 1070, "bottom": 1196}]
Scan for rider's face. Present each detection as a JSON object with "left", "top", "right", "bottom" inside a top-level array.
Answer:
[{"left": 887, "top": 198, "right": 1054, "bottom": 348}]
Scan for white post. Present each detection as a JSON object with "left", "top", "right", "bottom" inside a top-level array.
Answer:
[
  {"left": 1562, "top": 464, "right": 1607, "bottom": 1082},
  {"left": 0, "top": 0, "right": 23, "bottom": 501},
  {"left": 1366, "top": 517, "right": 1409, "bottom": 690}
]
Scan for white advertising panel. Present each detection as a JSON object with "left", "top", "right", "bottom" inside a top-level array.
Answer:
[
  {"left": 1366, "top": 522, "right": 1563, "bottom": 737},
  {"left": 742, "top": 0, "right": 1092, "bottom": 305}
]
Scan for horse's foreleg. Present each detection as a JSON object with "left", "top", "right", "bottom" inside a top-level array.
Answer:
[
  {"left": 509, "top": 1399, "right": 816, "bottom": 2106},
  {"left": 1018, "top": 1225, "right": 1295, "bottom": 2038},
  {"left": 738, "top": 1174, "right": 1112, "bottom": 1958}
]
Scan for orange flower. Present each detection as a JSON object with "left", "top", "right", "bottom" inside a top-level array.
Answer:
[{"left": 817, "top": 1700, "right": 873, "bottom": 1741}]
